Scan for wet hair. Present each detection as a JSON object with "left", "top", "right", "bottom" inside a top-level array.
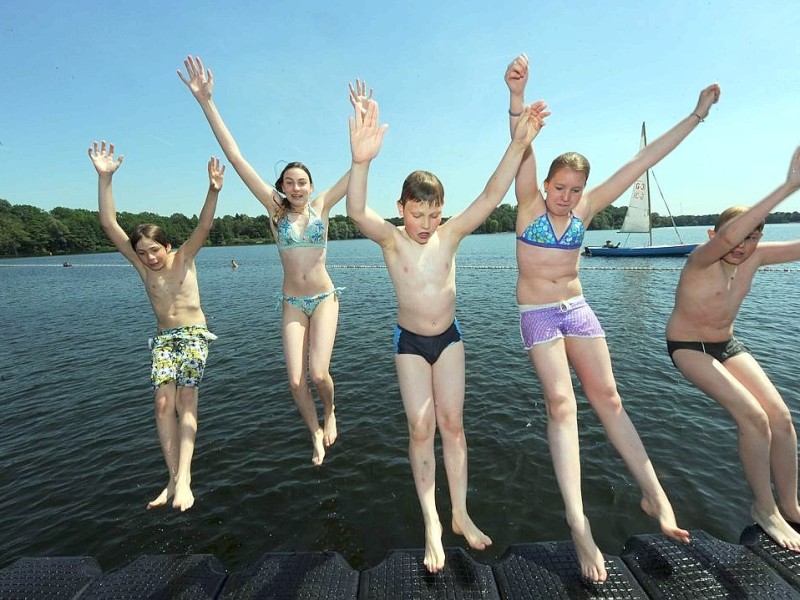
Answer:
[
  {"left": 545, "top": 152, "right": 591, "bottom": 184},
  {"left": 130, "top": 224, "right": 170, "bottom": 250},
  {"left": 398, "top": 170, "right": 444, "bottom": 207},
  {"left": 714, "top": 206, "right": 765, "bottom": 232},
  {"left": 272, "top": 162, "right": 313, "bottom": 225}
]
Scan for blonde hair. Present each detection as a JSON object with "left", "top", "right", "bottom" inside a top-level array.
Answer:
[
  {"left": 715, "top": 205, "right": 765, "bottom": 232},
  {"left": 545, "top": 152, "right": 591, "bottom": 183}
]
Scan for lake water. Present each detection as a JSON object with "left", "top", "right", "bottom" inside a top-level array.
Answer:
[{"left": 2, "top": 224, "right": 800, "bottom": 573}]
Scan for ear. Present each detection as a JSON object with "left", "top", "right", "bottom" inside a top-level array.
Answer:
[
  {"left": 397, "top": 200, "right": 404, "bottom": 216},
  {"left": 707, "top": 229, "right": 715, "bottom": 240},
  {"left": 166, "top": 243, "right": 173, "bottom": 253}
]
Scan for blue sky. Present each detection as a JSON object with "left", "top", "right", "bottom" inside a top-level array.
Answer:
[{"left": 2, "top": 0, "right": 799, "bottom": 220}]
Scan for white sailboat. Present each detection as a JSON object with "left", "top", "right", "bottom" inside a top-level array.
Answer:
[{"left": 584, "top": 122, "right": 698, "bottom": 257}]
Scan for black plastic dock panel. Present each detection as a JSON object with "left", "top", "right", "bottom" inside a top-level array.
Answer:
[
  {"left": 0, "top": 556, "right": 101, "bottom": 600},
  {"left": 740, "top": 523, "right": 800, "bottom": 593},
  {"left": 492, "top": 541, "right": 647, "bottom": 599},
  {"left": 622, "top": 529, "right": 800, "bottom": 599},
  {"left": 220, "top": 551, "right": 358, "bottom": 599},
  {"left": 358, "top": 547, "right": 499, "bottom": 599},
  {"left": 80, "top": 554, "right": 226, "bottom": 599}
]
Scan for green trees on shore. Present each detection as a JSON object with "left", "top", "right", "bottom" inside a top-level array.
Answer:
[{"left": 1, "top": 198, "right": 799, "bottom": 257}]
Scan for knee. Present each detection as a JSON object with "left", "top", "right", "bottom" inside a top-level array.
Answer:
[
  {"left": 407, "top": 419, "right": 436, "bottom": 444},
  {"left": 286, "top": 375, "right": 308, "bottom": 395},
  {"left": 545, "top": 393, "right": 577, "bottom": 422},
  {"left": 153, "top": 393, "right": 173, "bottom": 418},
  {"left": 587, "top": 385, "right": 623, "bottom": 416},
  {"left": 437, "top": 413, "right": 464, "bottom": 440},
  {"left": 308, "top": 367, "right": 331, "bottom": 389},
  {"left": 770, "top": 406, "right": 796, "bottom": 438},
  {"left": 740, "top": 408, "right": 771, "bottom": 439},
  {"left": 175, "top": 388, "right": 198, "bottom": 414}
]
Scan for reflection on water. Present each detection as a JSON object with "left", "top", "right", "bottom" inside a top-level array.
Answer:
[{"left": 1, "top": 225, "right": 799, "bottom": 571}]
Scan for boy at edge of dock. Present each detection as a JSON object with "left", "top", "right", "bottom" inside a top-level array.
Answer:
[
  {"left": 89, "top": 140, "right": 225, "bottom": 512},
  {"left": 345, "top": 91, "right": 548, "bottom": 572},
  {"left": 666, "top": 146, "right": 800, "bottom": 551}
]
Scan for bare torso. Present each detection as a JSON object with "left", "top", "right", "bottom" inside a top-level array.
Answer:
[
  {"left": 384, "top": 228, "right": 457, "bottom": 336},
  {"left": 142, "top": 253, "right": 206, "bottom": 331},
  {"left": 666, "top": 255, "right": 758, "bottom": 341}
]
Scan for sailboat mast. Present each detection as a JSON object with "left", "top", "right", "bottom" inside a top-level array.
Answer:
[{"left": 642, "top": 122, "right": 652, "bottom": 247}]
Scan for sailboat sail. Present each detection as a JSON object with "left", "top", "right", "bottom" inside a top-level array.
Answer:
[{"left": 619, "top": 123, "right": 650, "bottom": 234}]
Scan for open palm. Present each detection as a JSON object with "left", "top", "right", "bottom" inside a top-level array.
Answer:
[{"left": 349, "top": 99, "right": 387, "bottom": 164}]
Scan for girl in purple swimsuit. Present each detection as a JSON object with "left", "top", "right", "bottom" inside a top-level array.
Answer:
[{"left": 505, "top": 52, "right": 720, "bottom": 583}]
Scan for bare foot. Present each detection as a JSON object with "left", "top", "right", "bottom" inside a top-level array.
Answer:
[
  {"left": 323, "top": 408, "right": 337, "bottom": 447},
  {"left": 172, "top": 481, "right": 194, "bottom": 512},
  {"left": 452, "top": 513, "right": 492, "bottom": 550},
  {"left": 570, "top": 516, "right": 607, "bottom": 583},
  {"left": 146, "top": 482, "right": 174, "bottom": 509},
  {"left": 641, "top": 495, "right": 691, "bottom": 543},
  {"left": 752, "top": 504, "right": 800, "bottom": 552},
  {"left": 424, "top": 520, "right": 445, "bottom": 573},
  {"left": 312, "top": 429, "right": 326, "bottom": 466}
]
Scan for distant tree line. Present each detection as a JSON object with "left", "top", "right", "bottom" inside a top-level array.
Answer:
[{"left": 1, "top": 198, "right": 799, "bottom": 257}]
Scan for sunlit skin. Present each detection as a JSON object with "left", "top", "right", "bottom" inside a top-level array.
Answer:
[
  {"left": 667, "top": 148, "right": 800, "bottom": 553},
  {"left": 178, "top": 57, "right": 376, "bottom": 466},
  {"left": 89, "top": 140, "right": 224, "bottom": 512},
  {"left": 347, "top": 94, "right": 545, "bottom": 572},
  {"left": 505, "top": 53, "right": 715, "bottom": 582}
]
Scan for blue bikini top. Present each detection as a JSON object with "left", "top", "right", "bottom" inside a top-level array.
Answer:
[
  {"left": 517, "top": 212, "right": 585, "bottom": 250},
  {"left": 276, "top": 205, "right": 327, "bottom": 251}
]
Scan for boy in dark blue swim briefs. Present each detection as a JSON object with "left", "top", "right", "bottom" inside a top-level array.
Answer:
[{"left": 345, "top": 88, "right": 547, "bottom": 573}]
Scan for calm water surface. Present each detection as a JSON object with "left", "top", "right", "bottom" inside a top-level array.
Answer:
[{"left": 2, "top": 225, "right": 800, "bottom": 572}]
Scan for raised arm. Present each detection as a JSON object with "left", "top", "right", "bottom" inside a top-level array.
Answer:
[
  {"left": 505, "top": 53, "right": 543, "bottom": 211},
  {"left": 585, "top": 83, "right": 721, "bottom": 219},
  {"left": 178, "top": 56, "right": 278, "bottom": 215},
  {"left": 88, "top": 141, "right": 143, "bottom": 269},
  {"left": 178, "top": 157, "right": 225, "bottom": 259},
  {"left": 346, "top": 98, "right": 394, "bottom": 246},
  {"left": 444, "top": 102, "right": 548, "bottom": 240},
  {"left": 692, "top": 146, "right": 800, "bottom": 267},
  {"left": 314, "top": 79, "right": 375, "bottom": 213}
]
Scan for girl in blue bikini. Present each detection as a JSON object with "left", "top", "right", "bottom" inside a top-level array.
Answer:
[
  {"left": 505, "top": 53, "right": 720, "bottom": 583},
  {"left": 178, "top": 55, "right": 371, "bottom": 466}
]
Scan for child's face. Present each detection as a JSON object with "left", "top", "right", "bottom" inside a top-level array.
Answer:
[
  {"left": 135, "top": 237, "right": 171, "bottom": 270},
  {"left": 398, "top": 199, "right": 442, "bottom": 244},
  {"left": 713, "top": 228, "right": 763, "bottom": 265},
  {"left": 281, "top": 167, "right": 313, "bottom": 207},
  {"left": 543, "top": 168, "right": 586, "bottom": 215}
]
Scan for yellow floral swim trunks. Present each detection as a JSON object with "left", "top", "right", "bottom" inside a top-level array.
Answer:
[{"left": 149, "top": 325, "right": 217, "bottom": 391}]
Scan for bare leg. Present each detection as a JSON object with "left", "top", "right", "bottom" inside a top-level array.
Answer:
[
  {"left": 283, "top": 305, "right": 325, "bottom": 465},
  {"left": 396, "top": 353, "right": 445, "bottom": 573},
  {"left": 567, "top": 337, "right": 691, "bottom": 545},
  {"left": 724, "top": 355, "right": 800, "bottom": 525},
  {"left": 530, "top": 340, "right": 607, "bottom": 582},
  {"left": 309, "top": 294, "right": 340, "bottom": 448},
  {"left": 148, "top": 383, "right": 179, "bottom": 509},
  {"left": 674, "top": 350, "right": 800, "bottom": 551},
  {"left": 433, "top": 343, "right": 492, "bottom": 551},
  {"left": 172, "top": 386, "right": 198, "bottom": 511}
]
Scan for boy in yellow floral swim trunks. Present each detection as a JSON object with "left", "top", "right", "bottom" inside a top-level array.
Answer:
[{"left": 89, "top": 140, "right": 224, "bottom": 512}]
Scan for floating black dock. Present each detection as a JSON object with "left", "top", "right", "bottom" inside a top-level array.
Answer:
[{"left": 2, "top": 527, "right": 800, "bottom": 599}]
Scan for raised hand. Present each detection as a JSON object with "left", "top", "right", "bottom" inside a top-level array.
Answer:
[
  {"left": 693, "top": 83, "right": 721, "bottom": 120},
  {"left": 208, "top": 156, "right": 225, "bottom": 191},
  {"left": 88, "top": 140, "right": 123, "bottom": 176},
  {"left": 787, "top": 146, "right": 800, "bottom": 189},
  {"left": 178, "top": 55, "right": 214, "bottom": 103},
  {"left": 513, "top": 100, "right": 550, "bottom": 144},
  {"left": 348, "top": 78, "right": 374, "bottom": 117},
  {"left": 349, "top": 99, "right": 388, "bottom": 164},
  {"left": 505, "top": 53, "right": 529, "bottom": 96}
]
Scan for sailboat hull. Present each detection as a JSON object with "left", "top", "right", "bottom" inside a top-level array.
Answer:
[{"left": 584, "top": 243, "right": 698, "bottom": 257}]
